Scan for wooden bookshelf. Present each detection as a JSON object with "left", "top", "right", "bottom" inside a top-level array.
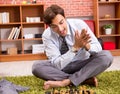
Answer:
[
  {"left": 93, "top": 0, "right": 120, "bottom": 56},
  {"left": 0, "top": 4, "right": 47, "bottom": 62}
]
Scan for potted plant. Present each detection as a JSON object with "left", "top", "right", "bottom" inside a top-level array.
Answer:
[{"left": 103, "top": 24, "right": 113, "bottom": 34}]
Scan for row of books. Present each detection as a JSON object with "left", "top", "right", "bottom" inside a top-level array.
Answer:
[
  {"left": 8, "top": 26, "right": 21, "bottom": 40},
  {"left": 0, "top": 12, "right": 9, "bottom": 24}
]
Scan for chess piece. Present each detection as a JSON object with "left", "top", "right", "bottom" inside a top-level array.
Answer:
[
  {"left": 65, "top": 90, "right": 69, "bottom": 94},
  {"left": 74, "top": 88, "right": 78, "bottom": 94},
  {"left": 83, "top": 86, "right": 87, "bottom": 94},
  {"left": 59, "top": 90, "right": 63, "bottom": 94},
  {"left": 53, "top": 89, "right": 59, "bottom": 94},
  {"left": 60, "top": 90, "right": 66, "bottom": 94},
  {"left": 69, "top": 87, "right": 74, "bottom": 94},
  {"left": 89, "top": 90, "right": 96, "bottom": 94},
  {"left": 86, "top": 90, "right": 91, "bottom": 94},
  {"left": 79, "top": 87, "right": 83, "bottom": 94},
  {"left": 45, "top": 91, "right": 51, "bottom": 94}
]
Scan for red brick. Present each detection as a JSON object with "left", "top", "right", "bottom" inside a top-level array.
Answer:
[{"left": 1, "top": 0, "right": 93, "bottom": 17}]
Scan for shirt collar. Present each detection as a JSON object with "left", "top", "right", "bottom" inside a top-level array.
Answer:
[{"left": 66, "top": 21, "right": 71, "bottom": 36}]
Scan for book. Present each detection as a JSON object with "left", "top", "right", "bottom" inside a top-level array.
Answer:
[
  {"left": 6, "top": 12, "right": 9, "bottom": 23},
  {"left": 10, "top": 27, "right": 18, "bottom": 39},
  {"left": 0, "top": 12, "right": 9, "bottom": 24},
  {"left": 8, "top": 27, "right": 15, "bottom": 40},
  {"left": 0, "top": 13, "right": 2, "bottom": 23},
  {"left": 14, "top": 26, "right": 21, "bottom": 39},
  {"left": 1, "top": 12, "right": 9, "bottom": 24},
  {"left": 32, "top": 44, "right": 45, "bottom": 54}
]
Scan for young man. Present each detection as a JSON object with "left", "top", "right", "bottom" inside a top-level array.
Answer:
[{"left": 32, "top": 4, "right": 113, "bottom": 90}]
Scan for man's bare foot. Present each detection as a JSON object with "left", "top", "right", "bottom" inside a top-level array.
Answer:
[
  {"left": 81, "top": 77, "right": 98, "bottom": 87},
  {"left": 43, "top": 79, "right": 71, "bottom": 90}
]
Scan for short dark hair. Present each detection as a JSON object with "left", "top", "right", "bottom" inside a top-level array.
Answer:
[{"left": 43, "top": 4, "right": 65, "bottom": 25}]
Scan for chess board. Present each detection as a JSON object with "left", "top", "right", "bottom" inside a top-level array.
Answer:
[{"left": 45, "top": 86, "right": 96, "bottom": 94}]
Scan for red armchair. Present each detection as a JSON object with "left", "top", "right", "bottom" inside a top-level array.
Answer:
[{"left": 84, "top": 20, "right": 103, "bottom": 47}]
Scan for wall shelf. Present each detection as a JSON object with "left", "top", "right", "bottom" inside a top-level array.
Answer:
[
  {"left": 0, "top": 4, "right": 47, "bottom": 62},
  {"left": 94, "top": 0, "right": 120, "bottom": 56}
]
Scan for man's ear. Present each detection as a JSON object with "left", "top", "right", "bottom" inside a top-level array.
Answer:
[{"left": 45, "top": 24, "right": 49, "bottom": 28}]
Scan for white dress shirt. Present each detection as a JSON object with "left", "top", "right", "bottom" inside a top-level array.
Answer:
[{"left": 42, "top": 19, "right": 102, "bottom": 70}]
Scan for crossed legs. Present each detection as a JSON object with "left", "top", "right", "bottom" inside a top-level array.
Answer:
[
  {"left": 32, "top": 50, "right": 113, "bottom": 90},
  {"left": 32, "top": 60, "right": 71, "bottom": 89}
]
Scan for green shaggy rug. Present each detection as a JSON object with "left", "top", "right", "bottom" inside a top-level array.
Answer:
[{"left": 0, "top": 71, "right": 120, "bottom": 94}]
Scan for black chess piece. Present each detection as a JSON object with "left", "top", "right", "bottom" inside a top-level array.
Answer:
[
  {"left": 45, "top": 91, "right": 51, "bottom": 94},
  {"left": 69, "top": 87, "right": 74, "bottom": 94},
  {"left": 65, "top": 90, "right": 69, "bottom": 94},
  {"left": 74, "top": 88, "right": 78, "bottom": 94},
  {"left": 86, "top": 90, "right": 91, "bottom": 94}
]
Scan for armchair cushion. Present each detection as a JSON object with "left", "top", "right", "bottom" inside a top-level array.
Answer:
[
  {"left": 84, "top": 20, "right": 95, "bottom": 33},
  {"left": 84, "top": 20, "right": 103, "bottom": 47}
]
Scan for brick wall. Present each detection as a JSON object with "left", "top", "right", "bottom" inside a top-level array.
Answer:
[{"left": 0, "top": 0, "right": 93, "bottom": 17}]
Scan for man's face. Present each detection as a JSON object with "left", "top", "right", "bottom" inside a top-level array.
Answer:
[{"left": 50, "top": 14, "right": 68, "bottom": 37}]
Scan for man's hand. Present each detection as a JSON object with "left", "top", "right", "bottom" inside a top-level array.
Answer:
[{"left": 73, "top": 29, "right": 91, "bottom": 51}]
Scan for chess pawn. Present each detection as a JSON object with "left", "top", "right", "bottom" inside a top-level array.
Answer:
[
  {"left": 65, "top": 91, "right": 69, "bottom": 94},
  {"left": 69, "top": 88, "right": 74, "bottom": 94},
  {"left": 74, "top": 90, "right": 78, "bottom": 94},
  {"left": 58, "top": 90, "right": 60, "bottom": 94},
  {"left": 86, "top": 90, "right": 90, "bottom": 94},
  {"left": 82, "top": 86, "right": 87, "bottom": 94},
  {"left": 63, "top": 90, "right": 66, "bottom": 94},
  {"left": 45, "top": 91, "right": 52, "bottom": 94},
  {"left": 89, "top": 90, "right": 96, "bottom": 94},
  {"left": 79, "top": 87, "right": 83, "bottom": 94},
  {"left": 60, "top": 90, "right": 66, "bottom": 94},
  {"left": 60, "top": 90, "right": 63, "bottom": 94},
  {"left": 79, "top": 90, "right": 83, "bottom": 94},
  {"left": 53, "top": 89, "right": 59, "bottom": 94},
  {"left": 74, "top": 88, "right": 79, "bottom": 94}
]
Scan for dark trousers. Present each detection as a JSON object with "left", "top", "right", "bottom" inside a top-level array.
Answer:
[{"left": 32, "top": 50, "right": 113, "bottom": 86}]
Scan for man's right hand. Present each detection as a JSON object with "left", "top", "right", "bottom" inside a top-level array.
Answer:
[{"left": 73, "top": 29, "right": 91, "bottom": 51}]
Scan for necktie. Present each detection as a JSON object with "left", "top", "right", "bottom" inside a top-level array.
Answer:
[{"left": 60, "top": 36, "right": 69, "bottom": 55}]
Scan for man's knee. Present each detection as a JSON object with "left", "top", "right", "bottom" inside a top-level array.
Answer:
[
  {"left": 32, "top": 60, "right": 46, "bottom": 76},
  {"left": 32, "top": 61, "right": 41, "bottom": 75},
  {"left": 99, "top": 50, "right": 113, "bottom": 68}
]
